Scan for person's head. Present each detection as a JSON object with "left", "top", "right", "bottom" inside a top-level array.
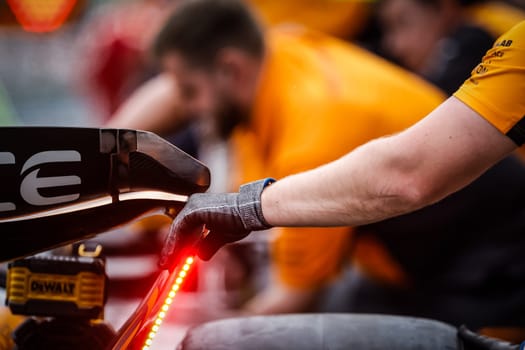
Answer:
[
  {"left": 379, "top": 0, "right": 462, "bottom": 72},
  {"left": 153, "top": 0, "right": 265, "bottom": 139}
]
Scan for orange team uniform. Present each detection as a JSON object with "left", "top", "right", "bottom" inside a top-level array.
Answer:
[
  {"left": 246, "top": 0, "right": 371, "bottom": 39},
  {"left": 467, "top": 2, "right": 525, "bottom": 37},
  {"left": 230, "top": 27, "right": 445, "bottom": 289},
  {"left": 454, "top": 21, "right": 525, "bottom": 146}
]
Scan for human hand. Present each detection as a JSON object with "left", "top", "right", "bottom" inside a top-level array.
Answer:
[{"left": 158, "top": 178, "right": 275, "bottom": 269}]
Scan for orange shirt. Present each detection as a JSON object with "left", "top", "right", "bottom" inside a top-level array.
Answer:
[
  {"left": 231, "top": 27, "right": 445, "bottom": 289},
  {"left": 467, "top": 2, "right": 525, "bottom": 38},
  {"left": 246, "top": 0, "right": 371, "bottom": 39},
  {"left": 454, "top": 21, "right": 525, "bottom": 145}
]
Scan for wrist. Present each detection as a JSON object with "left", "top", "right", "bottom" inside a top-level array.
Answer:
[{"left": 238, "top": 178, "right": 275, "bottom": 230}]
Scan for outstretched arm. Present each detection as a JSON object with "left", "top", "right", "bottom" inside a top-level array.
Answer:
[
  {"left": 106, "top": 73, "right": 188, "bottom": 135},
  {"left": 261, "top": 97, "right": 516, "bottom": 227},
  {"left": 159, "top": 97, "right": 516, "bottom": 265}
]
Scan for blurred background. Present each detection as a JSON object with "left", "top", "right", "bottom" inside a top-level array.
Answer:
[
  {"left": 0, "top": 0, "right": 523, "bottom": 127},
  {"left": 0, "top": 0, "right": 524, "bottom": 349},
  {"left": 0, "top": 0, "right": 165, "bottom": 127}
]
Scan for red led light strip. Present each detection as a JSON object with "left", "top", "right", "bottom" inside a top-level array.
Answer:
[{"left": 141, "top": 256, "right": 195, "bottom": 350}]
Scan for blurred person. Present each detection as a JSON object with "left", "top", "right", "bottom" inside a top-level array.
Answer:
[
  {"left": 98, "top": 0, "right": 370, "bottom": 126},
  {"left": 163, "top": 20, "right": 525, "bottom": 335},
  {"left": 379, "top": 0, "right": 494, "bottom": 95},
  {"left": 108, "top": 0, "right": 373, "bottom": 162},
  {"left": 108, "top": 0, "right": 375, "bottom": 133}
]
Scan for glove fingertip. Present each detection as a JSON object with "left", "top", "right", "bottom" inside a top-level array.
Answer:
[{"left": 197, "top": 242, "right": 222, "bottom": 261}]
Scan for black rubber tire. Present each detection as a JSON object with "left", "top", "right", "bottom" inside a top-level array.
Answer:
[{"left": 179, "top": 313, "right": 460, "bottom": 350}]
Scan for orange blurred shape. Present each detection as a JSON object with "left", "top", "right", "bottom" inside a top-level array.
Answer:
[{"left": 7, "top": 0, "right": 77, "bottom": 33}]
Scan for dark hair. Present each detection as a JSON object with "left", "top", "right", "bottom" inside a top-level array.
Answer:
[{"left": 152, "top": 0, "right": 265, "bottom": 67}]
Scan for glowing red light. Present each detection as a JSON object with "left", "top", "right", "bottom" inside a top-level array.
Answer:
[
  {"left": 141, "top": 256, "right": 195, "bottom": 350},
  {"left": 7, "top": 0, "right": 77, "bottom": 33}
]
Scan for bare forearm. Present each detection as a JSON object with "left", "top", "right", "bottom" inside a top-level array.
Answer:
[
  {"left": 261, "top": 98, "right": 516, "bottom": 227},
  {"left": 261, "top": 138, "right": 421, "bottom": 227},
  {"left": 106, "top": 74, "right": 187, "bottom": 135}
]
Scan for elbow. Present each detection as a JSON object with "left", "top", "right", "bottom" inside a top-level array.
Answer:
[
  {"left": 355, "top": 134, "right": 450, "bottom": 221},
  {"left": 393, "top": 173, "right": 441, "bottom": 213},
  {"left": 377, "top": 137, "right": 444, "bottom": 213}
]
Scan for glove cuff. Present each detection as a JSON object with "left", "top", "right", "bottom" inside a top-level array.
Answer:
[{"left": 238, "top": 178, "right": 275, "bottom": 231}]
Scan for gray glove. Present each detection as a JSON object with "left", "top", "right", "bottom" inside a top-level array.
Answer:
[{"left": 159, "top": 178, "right": 275, "bottom": 269}]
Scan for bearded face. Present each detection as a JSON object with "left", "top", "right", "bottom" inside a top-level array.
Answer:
[
  {"left": 213, "top": 91, "right": 250, "bottom": 139},
  {"left": 163, "top": 52, "right": 253, "bottom": 140}
]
